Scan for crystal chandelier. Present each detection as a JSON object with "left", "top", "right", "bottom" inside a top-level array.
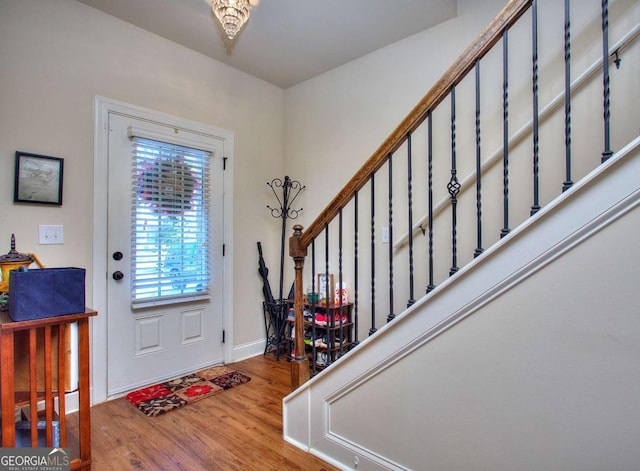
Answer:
[{"left": 211, "top": 0, "right": 253, "bottom": 40}]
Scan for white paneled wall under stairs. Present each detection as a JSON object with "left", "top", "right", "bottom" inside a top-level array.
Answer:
[{"left": 283, "top": 138, "right": 640, "bottom": 470}]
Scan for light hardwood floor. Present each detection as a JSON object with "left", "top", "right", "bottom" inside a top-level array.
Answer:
[{"left": 84, "top": 355, "right": 337, "bottom": 470}]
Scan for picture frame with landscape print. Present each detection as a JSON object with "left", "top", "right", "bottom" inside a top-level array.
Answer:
[{"left": 14, "top": 151, "right": 64, "bottom": 205}]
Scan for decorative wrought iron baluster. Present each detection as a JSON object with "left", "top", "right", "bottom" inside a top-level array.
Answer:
[
  {"left": 474, "top": 60, "right": 484, "bottom": 258},
  {"left": 324, "top": 224, "right": 332, "bottom": 367},
  {"left": 426, "top": 111, "right": 436, "bottom": 293},
  {"left": 501, "top": 30, "right": 511, "bottom": 238},
  {"left": 563, "top": 0, "right": 573, "bottom": 192},
  {"left": 369, "top": 174, "right": 377, "bottom": 336},
  {"left": 601, "top": 0, "right": 613, "bottom": 163},
  {"left": 530, "top": 0, "right": 541, "bottom": 216},
  {"left": 407, "top": 133, "right": 416, "bottom": 306},
  {"left": 338, "top": 208, "right": 344, "bottom": 357},
  {"left": 448, "top": 87, "right": 460, "bottom": 276},
  {"left": 387, "top": 155, "right": 395, "bottom": 322},
  {"left": 310, "top": 240, "right": 317, "bottom": 375},
  {"left": 353, "top": 191, "right": 359, "bottom": 346}
]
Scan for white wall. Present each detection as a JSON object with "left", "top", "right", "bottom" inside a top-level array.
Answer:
[{"left": 0, "top": 0, "right": 284, "bottom": 360}]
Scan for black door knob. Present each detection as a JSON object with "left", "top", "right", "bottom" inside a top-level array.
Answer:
[
  {"left": 113, "top": 251, "right": 124, "bottom": 261},
  {"left": 112, "top": 271, "right": 124, "bottom": 281}
]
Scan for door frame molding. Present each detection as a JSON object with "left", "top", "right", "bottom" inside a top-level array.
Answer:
[{"left": 92, "top": 96, "right": 234, "bottom": 404}]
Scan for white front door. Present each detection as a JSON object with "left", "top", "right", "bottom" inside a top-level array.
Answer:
[{"left": 106, "top": 111, "right": 225, "bottom": 396}]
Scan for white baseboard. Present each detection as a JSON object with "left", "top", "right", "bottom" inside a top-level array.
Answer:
[{"left": 232, "top": 338, "right": 267, "bottom": 362}]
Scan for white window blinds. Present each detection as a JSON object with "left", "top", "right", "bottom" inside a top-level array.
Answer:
[{"left": 131, "top": 137, "right": 211, "bottom": 304}]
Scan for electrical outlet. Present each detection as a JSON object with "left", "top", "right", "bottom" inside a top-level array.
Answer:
[
  {"left": 39, "top": 224, "right": 64, "bottom": 245},
  {"left": 381, "top": 226, "right": 390, "bottom": 244}
]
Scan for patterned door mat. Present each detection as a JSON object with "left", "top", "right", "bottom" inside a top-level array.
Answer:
[{"left": 125, "top": 366, "right": 251, "bottom": 417}]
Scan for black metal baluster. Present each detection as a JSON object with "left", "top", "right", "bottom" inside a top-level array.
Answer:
[
  {"left": 474, "top": 60, "right": 484, "bottom": 258},
  {"left": 501, "top": 30, "right": 511, "bottom": 238},
  {"left": 426, "top": 111, "right": 436, "bottom": 293},
  {"left": 601, "top": 0, "right": 613, "bottom": 162},
  {"left": 369, "top": 174, "right": 377, "bottom": 336},
  {"left": 563, "top": 0, "right": 573, "bottom": 192},
  {"left": 324, "top": 224, "right": 332, "bottom": 366},
  {"left": 407, "top": 133, "right": 416, "bottom": 306},
  {"left": 310, "top": 239, "right": 317, "bottom": 375},
  {"left": 338, "top": 208, "right": 344, "bottom": 357},
  {"left": 353, "top": 192, "right": 359, "bottom": 346},
  {"left": 531, "top": 0, "right": 541, "bottom": 216},
  {"left": 387, "top": 155, "right": 395, "bottom": 322},
  {"left": 324, "top": 225, "right": 330, "bottom": 306},
  {"left": 448, "top": 87, "right": 460, "bottom": 276}
]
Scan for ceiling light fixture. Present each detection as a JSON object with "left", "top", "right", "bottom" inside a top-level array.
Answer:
[{"left": 210, "top": 0, "right": 259, "bottom": 40}]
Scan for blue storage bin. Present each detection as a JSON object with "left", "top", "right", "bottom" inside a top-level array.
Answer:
[
  {"left": 15, "top": 420, "right": 61, "bottom": 448},
  {"left": 8, "top": 268, "right": 85, "bottom": 321}
]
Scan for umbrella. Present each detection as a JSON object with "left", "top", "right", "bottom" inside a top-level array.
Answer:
[
  {"left": 257, "top": 242, "right": 287, "bottom": 358},
  {"left": 257, "top": 241, "right": 275, "bottom": 305}
]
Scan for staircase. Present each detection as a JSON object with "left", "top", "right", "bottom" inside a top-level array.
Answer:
[{"left": 283, "top": 1, "right": 640, "bottom": 469}]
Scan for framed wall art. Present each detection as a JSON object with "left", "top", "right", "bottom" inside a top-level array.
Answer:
[{"left": 14, "top": 151, "right": 64, "bottom": 205}]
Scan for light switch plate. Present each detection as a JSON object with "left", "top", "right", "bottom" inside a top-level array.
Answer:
[
  {"left": 381, "top": 226, "right": 390, "bottom": 244},
  {"left": 39, "top": 224, "right": 64, "bottom": 245}
]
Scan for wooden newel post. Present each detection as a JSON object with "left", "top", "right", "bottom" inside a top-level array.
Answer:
[{"left": 289, "top": 224, "right": 310, "bottom": 387}]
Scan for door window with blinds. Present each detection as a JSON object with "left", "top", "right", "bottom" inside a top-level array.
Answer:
[{"left": 131, "top": 136, "right": 211, "bottom": 305}]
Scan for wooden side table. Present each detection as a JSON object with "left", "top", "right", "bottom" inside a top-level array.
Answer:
[{"left": 0, "top": 308, "right": 97, "bottom": 470}]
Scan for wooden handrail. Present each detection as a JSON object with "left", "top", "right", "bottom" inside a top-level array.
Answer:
[{"left": 298, "top": 0, "right": 532, "bottom": 249}]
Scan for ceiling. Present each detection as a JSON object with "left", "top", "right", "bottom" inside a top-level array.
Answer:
[{"left": 76, "top": 0, "right": 458, "bottom": 88}]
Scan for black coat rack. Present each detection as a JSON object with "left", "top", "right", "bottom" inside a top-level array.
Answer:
[
  {"left": 267, "top": 176, "right": 305, "bottom": 301},
  {"left": 258, "top": 176, "right": 304, "bottom": 358}
]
